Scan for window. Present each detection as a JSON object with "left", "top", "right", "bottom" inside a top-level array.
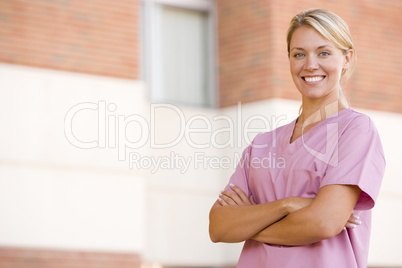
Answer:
[{"left": 141, "top": 0, "right": 215, "bottom": 107}]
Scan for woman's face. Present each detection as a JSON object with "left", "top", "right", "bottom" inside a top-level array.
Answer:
[{"left": 289, "top": 26, "right": 352, "bottom": 103}]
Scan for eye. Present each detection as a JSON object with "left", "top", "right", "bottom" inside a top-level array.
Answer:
[
  {"left": 319, "top": 51, "right": 330, "bottom": 56},
  {"left": 293, "top": 53, "right": 305, "bottom": 58}
]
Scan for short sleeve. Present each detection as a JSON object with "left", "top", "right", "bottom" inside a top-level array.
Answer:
[
  {"left": 320, "top": 115, "right": 385, "bottom": 210},
  {"left": 223, "top": 145, "right": 252, "bottom": 197}
]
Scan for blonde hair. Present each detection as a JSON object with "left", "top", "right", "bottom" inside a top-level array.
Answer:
[{"left": 287, "top": 9, "right": 357, "bottom": 108}]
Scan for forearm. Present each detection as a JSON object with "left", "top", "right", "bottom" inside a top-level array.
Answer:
[
  {"left": 213, "top": 184, "right": 361, "bottom": 246},
  {"left": 252, "top": 206, "right": 329, "bottom": 246},
  {"left": 252, "top": 185, "right": 361, "bottom": 246},
  {"left": 209, "top": 199, "right": 289, "bottom": 243}
]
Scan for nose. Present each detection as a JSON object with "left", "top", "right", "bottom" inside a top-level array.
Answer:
[{"left": 304, "top": 55, "right": 319, "bottom": 71}]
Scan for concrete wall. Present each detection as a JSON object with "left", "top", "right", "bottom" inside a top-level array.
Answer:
[
  {"left": 1, "top": 63, "right": 401, "bottom": 266},
  {"left": 0, "top": 63, "right": 146, "bottom": 253}
]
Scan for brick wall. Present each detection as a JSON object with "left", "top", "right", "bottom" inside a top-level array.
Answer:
[
  {"left": 2, "top": 0, "right": 400, "bottom": 113},
  {"left": 0, "top": 247, "right": 142, "bottom": 268},
  {"left": 217, "top": 0, "right": 272, "bottom": 107},
  {"left": 217, "top": 0, "right": 402, "bottom": 114},
  {"left": 0, "top": 0, "right": 139, "bottom": 79}
]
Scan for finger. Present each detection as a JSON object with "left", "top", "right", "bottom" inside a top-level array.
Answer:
[
  {"left": 345, "top": 222, "right": 357, "bottom": 229},
  {"left": 250, "top": 195, "right": 256, "bottom": 205},
  {"left": 348, "top": 214, "right": 362, "bottom": 224},
  {"left": 229, "top": 183, "right": 252, "bottom": 205},
  {"left": 221, "top": 189, "right": 244, "bottom": 205},
  {"left": 350, "top": 218, "right": 362, "bottom": 226},
  {"left": 219, "top": 192, "right": 238, "bottom": 205},
  {"left": 345, "top": 214, "right": 362, "bottom": 228},
  {"left": 218, "top": 197, "right": 229, "bottom": 206}
]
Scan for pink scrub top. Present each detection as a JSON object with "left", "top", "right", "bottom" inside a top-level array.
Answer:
[{"left": 224, "top": 108, "right": 385, "bottom": 268}]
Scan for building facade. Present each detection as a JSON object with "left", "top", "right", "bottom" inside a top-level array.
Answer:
[{"left": 0, "top": 0, "right": 401, "bottom": 267}]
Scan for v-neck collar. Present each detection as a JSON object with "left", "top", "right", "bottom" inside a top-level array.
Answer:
[{"left": 280, "top": 108, "right": 353, "bottom": 155}]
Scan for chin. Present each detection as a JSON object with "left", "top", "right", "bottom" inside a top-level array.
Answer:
[
  {"left": 300, "top": 92, "right": 325, "bottom": 100},
  {"left": 306, "top": 94, "right": 324, "bottom": 100},
  {"left": 303, "top": 92, "right": 339, "bottom": 103}
]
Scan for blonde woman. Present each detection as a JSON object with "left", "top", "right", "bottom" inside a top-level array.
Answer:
[{"left": 209, "top": 9, "right": 385, "bottom": 268}]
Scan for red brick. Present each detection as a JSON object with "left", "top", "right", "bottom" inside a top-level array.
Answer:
[
  {"left": 0, "top": 0, "right": 139, "bottom": 79},
  {"left": 217, "top": 0, "right": 402, "bottom": 113},
  {"left": 0, "top": 247, "right": 142, "bottom": 268}
]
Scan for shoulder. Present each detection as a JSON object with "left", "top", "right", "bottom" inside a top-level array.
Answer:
[
  {"left": 338, "top": 109, "right": 384, "bottom": 156},
  {"left": 339, "top": 109, "right": 378, "bottom": 135}
]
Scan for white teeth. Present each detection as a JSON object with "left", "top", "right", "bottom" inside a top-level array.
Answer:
[{"left": 304, "top": 76, "right": 324, "bottom": 82}]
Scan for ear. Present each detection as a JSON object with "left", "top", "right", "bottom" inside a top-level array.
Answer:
[{"left": 343, "top": 49, "right": 353, "bottom": 69}]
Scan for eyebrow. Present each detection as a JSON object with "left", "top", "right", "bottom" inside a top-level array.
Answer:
[{"left": 290, "top": 45, "right": 334, "bottom": 51}]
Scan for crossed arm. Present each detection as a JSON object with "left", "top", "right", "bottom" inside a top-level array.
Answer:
[{"left": 209, "top": 183, "right": 362, "bottom": 246}]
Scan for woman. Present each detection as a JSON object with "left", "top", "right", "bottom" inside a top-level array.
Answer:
[{"left": 209, "top": 9, "right": 385, "bottom": 268}]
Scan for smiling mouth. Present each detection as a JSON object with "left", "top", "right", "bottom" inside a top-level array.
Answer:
[{"left": 302, "top": 76, "right": 325, "bottom": 82}]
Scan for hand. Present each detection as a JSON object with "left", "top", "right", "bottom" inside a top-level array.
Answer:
[
  {"left": 345, "top": 213, "right": 362, "bottom": 229},
  {"left": 218, "top": 183, "right": 256, "bottom": 207}
]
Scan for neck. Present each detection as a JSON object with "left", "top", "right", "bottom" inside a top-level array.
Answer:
[{"left": 299, "top": 99, "right": 346, "bottom": 126}]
